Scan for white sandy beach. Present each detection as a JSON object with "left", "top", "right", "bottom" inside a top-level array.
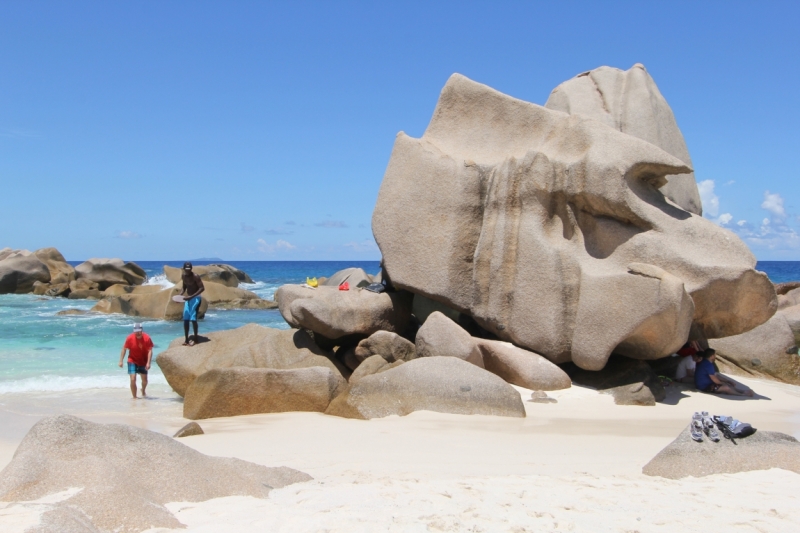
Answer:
[{"left": 1, "top": 375, "right": 799, "bottom": 532}]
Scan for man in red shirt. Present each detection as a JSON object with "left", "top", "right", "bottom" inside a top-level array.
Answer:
[{"left": 118, "top": 323, "right": 154, "bottom": 399}]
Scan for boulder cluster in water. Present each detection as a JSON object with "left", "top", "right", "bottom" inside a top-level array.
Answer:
[
  {"left": 0, "top": 247, "right": 276, "bottom": 319},
  {"left": 155, "top": 64, "right": 798, "bottom": 418}
]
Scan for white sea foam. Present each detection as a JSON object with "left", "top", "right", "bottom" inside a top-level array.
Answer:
[
  {"left": 144, "top": 273, "right": 175, "bottom": 289},
  {"left": 0, "top": 374, "right": 168, "bottom": 394}
]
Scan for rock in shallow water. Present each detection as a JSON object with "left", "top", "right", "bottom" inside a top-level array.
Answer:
[{"left": 0, "top": 415, "right": 311, "bottom": 533}]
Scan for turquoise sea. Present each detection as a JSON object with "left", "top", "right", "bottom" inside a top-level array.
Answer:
[{"left": 0, "top": 261, "right": 380, "bottom": 394}]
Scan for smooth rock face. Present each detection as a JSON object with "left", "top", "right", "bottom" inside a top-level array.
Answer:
[
  {"left": 164, "top": 264, "right": 240, "bottom": 287},
  {"left": 33, "top": 247, "right": 75, "bottom": 285},
  {"left": 156, "top": 324, "right": 346, "bottom": 397},
  {"left": 711, "top": 311, "right": 800, "bottom": 385},
  {"left": 778, "top": 287, "right": 800, "bottom": 310},
  {"left": 372, "top": 72, "right": 776, "bottom": 370},
  {"left": 326, "top": 356, "right": 526, "bottom": 419},
  {"left": 75, "top": 258, "right": 146, "bottom": 290},
  {"left": 103, "top": 284, "right": 164, "bottom": 296},
  {"left": 173, "top": 421, "right": 204, "bottom": 438},
  {"left": 476, "top": 339, "right": 572, "bottom": 391},
  {"left": 184, "top": 366, "right": 341, "bottom": 419},
  {"left": 275, "top": 284, "right": 413, "bottom": 340},
  {"left": 415, "top": 311, "right": 484, "bottom": 367},
  {"left": 643, "top": 425, "right": 800, "bottom": 478},
  {"left": 0, "top": 254, "right": 51, "bottom": 294},
  {"left": 355, "top": 330, "right": 416, "bottom": 363},
  {"left": 0, "top": 415, "right": 311, "bottom": 533},
  {"left": 545, "top": 64, "right": 702, "bottom": 215}
]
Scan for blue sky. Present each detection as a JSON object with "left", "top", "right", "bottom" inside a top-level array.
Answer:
[{"left": 1, "top": 1, "right": 798, "bottom": 261}]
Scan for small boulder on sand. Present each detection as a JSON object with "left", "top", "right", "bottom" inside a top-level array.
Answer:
[
  {"left": 416, "top": 312, "right": 571, "bottom": 391},
  {"left": 184, "top": 366, "right": 342, "bottom": 419},
  {"left": 325, "top": 356, "right": 526, "bottom": 419},
  {"left": 173, "top": 421, "right": 204, "bottom": 438},
  {"left": 0, "top": 415, "right": 311, "bottom": 533},
  {"left": 643, "top": 424, "right": 800, "bottom": 478},
  {"left": 156, "top": 324, "right": 346, "bottom": 397},
  {"left": 354, "top": 330, "right": 416, "bottom": 363}
]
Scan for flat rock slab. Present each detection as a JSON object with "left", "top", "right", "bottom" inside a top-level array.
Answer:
[
  {"left": 643, "top": 425, "right": 800, "bottom": 479},
  {"left": 326, "top": 356, "right": 525, "bottom": 420},
  {"left": 0, "top": 415, "right": 311, "bottom": 533}
]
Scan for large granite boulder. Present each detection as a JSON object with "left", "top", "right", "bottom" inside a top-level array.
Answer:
[
  {"left": 33, "top": 281, "right": 70, "bottom": 297},
  {"left": 545, "top": 64, "right": 702, "bottom": 215},
  {"left": 372, "top": 72, "right": 776, "bottom": 371},
  {"left": 210, "top": 263, "right": 254, "bottom": 283},
  {"left": 275, "top": 284, "right": 413, "bottom": 340},
  {"left": 33, "top": 247, "right": 75, "bottom": 284},
  {"left": 164, "top": 264, "right": 240, "bottom": 287},
  {"left": 0, "top": 415, "right": 311, "bottom": 533},
  {"left": 325, "top": 356, "right": 526, "bottom": 419},
  {"left": 184, "top": 366, "right": 342, "bottom": 419},
  {"left": 0, "top": 247, "right": 28, "bottom": 261},
  {"left": 91, "top": 285, "right": 209, "bottom": 320},
  {"left": 0, "top": 254, "right": 50, "bottom": 293},
  {"left": 103, "top": 283, "right": 164, "bottom": 296},
  {"left": 643, "top": 425, "right": 800, "bottom": 478},
  {"left": 711, "top": 311, "right": 800, "bottom": 385},
  {"left": 416, "top": 312, "right": 571, "bottom": 391},
  {"left": 778, "top": 287, "right": 800, "bottom": 309},
  {"left": 156, "top": 324, "right": 346, "bottom": 397},
  {"left": 67, "top": 278, "right": 103, "bottom": 299},
  {"left": 75, "top": 258, "right": 146, "bottom": 290},
  {"left": 354, "top": 330, "right": 416, "bottom": 363}
]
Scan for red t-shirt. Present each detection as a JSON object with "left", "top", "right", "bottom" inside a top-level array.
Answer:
[{"left": 124, "top": 333, "right": 153, "bottom": 366}]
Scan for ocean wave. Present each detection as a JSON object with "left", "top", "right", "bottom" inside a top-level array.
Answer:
[
  {"left": 0, "top": 374, "right": 168, "bottom": 394},
  {"left": 144, "top": 273, "right": 175, "bottom": 289}
]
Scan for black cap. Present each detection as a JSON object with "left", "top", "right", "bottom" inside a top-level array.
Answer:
[{"left": 183, "top": 262, "right": 193, "bottom": 270}]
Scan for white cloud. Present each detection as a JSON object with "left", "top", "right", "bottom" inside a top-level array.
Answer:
[
  {"left": 724, "top": 180, "right": 736, "bottom": 186},
  {"left": 717, "top": 213, "right": 733, "bottom": 225},
  {"left": 315, "top": 220, "right": 348, "bottom": 228},
  {"left": 761, "top": 191, "right": 786, "bottom": 219},
  {"left": 697, "top": 180, "right": 719, "bottom": 217},
  {"left": 737, "top": 220, "right": 746, "bottom": 226},
  {"left": 257, "top": 238, "right": 296, "bottom": 253},
  {"left": 240, "top": 223, "right": 255, "bottom": 233},
  {"left": 115, "top": 231, "right": 141, "bottom": 239}
]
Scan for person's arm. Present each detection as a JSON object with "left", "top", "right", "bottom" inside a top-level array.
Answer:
[
  {"left": 145, "top": 348, "right": 153, "bottom": 370},
  {"left": 119, "top": 343, "right": 128, "bottom": 368},
  {"left": 709, "top": 373, "right": 723, "bottom": 385}
]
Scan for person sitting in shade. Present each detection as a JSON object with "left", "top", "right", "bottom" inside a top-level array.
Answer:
[
  {"left": 694, "top": 348, "right": 754, "bottom": 397},
  {"left": 674, "top": 341, "right": 701, "bottom": 383}
]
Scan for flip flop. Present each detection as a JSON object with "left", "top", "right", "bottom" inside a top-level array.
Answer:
[
  {"left": 691, "top": 412, "right": 704, "bottom": 442},
  {"left": 182, "top": 342, "right": 190, "bottom": 346},
  {"left": 188, "top": 340, "right": 196, "bottom": 347},
  {"left": 701, "top": 411, "right": 720, "bottom": 442}
]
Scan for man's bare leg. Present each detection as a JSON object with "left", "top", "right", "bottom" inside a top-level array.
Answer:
[
  {"left": 129, "top": 374, "right": 138, "bottom": 399},
  {"left": 183, "top": 320, "right": 190, "bottom": 345},
  {"left": 192, "top": 320, "right": 198, "bottom": 343},
  {"left": 716, "top": 384, "right": 753, "bottom": 397},
  {"left": 140, "top": 373, "right": 148, "bottom": 397}
]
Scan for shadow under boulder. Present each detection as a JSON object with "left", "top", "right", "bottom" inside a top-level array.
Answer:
[{"left": 564, "top": 355, "right": 666, "bottom": 405}]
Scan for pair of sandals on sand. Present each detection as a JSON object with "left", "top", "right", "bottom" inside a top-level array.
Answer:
[
  {"left": 182, "top": 338, "right": 196, "bottom": 347},
  {"left": 691, "top": 411, "right": 720, "bottom": 442}
]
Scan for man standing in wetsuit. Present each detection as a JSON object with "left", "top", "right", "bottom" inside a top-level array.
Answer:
[{"left": 180, "top": 262, "right": 205, "bottom": 346}]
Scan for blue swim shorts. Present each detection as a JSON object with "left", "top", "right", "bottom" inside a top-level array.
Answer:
[
  {"left": 127, "top": 362, "right": 148, "bottom": 375},
  {"left": 183, "top": 296, "right": 201, "bottom": 321}
]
